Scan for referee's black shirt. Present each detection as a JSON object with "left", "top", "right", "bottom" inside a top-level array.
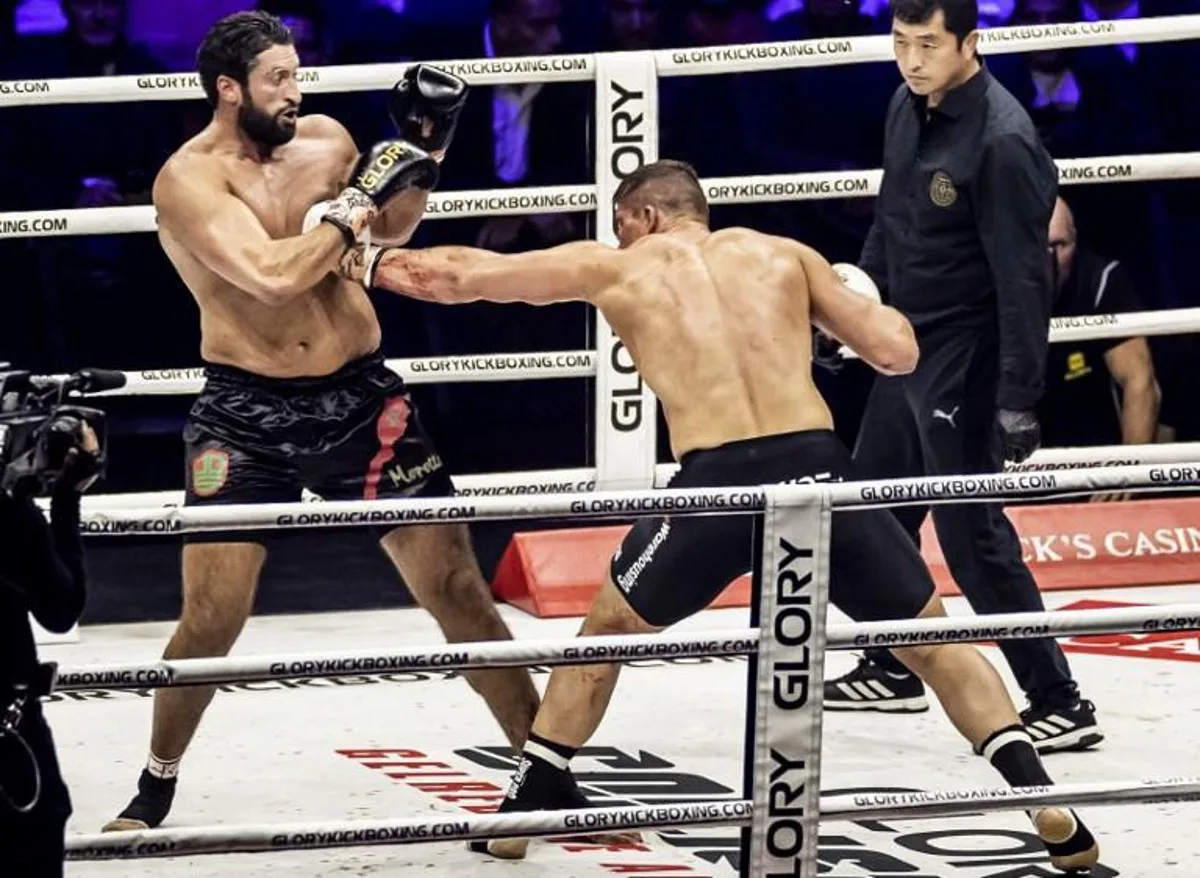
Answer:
[{"left": 860, "top": 65, "right": 1058, "bottom": 411}]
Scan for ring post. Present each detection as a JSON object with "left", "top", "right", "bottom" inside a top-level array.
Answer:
[
  {"left": 592, "top": 51, "right": 659, "bottom": 490},
  {"left": 744, "top": 483, "right": 831, "bottom": 877}
]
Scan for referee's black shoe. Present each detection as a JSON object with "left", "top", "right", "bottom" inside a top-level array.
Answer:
[
  {"left": 1021, "top": 698, "right": 1104, "bottom": 753},
  {"left": 823, "top": 655, "right": 930, "bottom": 712}
]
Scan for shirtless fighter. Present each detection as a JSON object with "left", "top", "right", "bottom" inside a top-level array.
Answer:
[
  {"left": 104, "top": 11, "right": 539, "bottom": 831},
  {"left": 341, "top": 160, "right": 1100, "bottom": 872}
]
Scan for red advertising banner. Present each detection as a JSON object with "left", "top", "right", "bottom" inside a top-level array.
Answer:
[
  {"left": 921, "top": 498, "right": 1200, "bottom": 595},
  {"left": 493, "top": 499, "right": 1200, "bottom": 617}
]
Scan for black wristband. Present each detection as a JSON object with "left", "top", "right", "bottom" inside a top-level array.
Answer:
[{"left": 321, "top": 215, "right": 357, "bottom": 250}]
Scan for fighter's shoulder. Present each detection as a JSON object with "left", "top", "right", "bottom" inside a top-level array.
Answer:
[
  {"left": 153, "top": 140, "right": 226, "bottom": 205},
  {"left": 713, "top": 226, "right": 800, "bottom": 257},
  {"left": 299, "top": 114, "right": 356, "bottom": 152}
]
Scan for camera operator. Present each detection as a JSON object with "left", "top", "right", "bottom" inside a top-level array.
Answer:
[{"left": 1, "top": 421, "right": 100, "bottom": 877}]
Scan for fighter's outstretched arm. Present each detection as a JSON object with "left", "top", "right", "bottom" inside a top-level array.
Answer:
[
  {"left": 348, "top": 241, "right": 620, "bottom": 305},
  {"left": 797, "top": 241, "right": 918, "bottom": 375},
  {"left": 154, "top": 157, "right": 348, "bottom": 306}
]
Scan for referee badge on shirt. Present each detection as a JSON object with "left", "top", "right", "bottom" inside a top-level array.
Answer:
[
  {"left": 1065, "top": 351, "right": 1092, "bottom": 380},
  {"left": 929, "top": 171, "right": 958, "bottom": 208}
]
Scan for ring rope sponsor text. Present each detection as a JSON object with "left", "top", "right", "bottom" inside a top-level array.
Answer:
[
  {"left": 270, "top": 823, "right": 470, "bottom": 849},
  {"left": 82, "top": 517, "right": 180, "bottom": 534},
  {"left": 562, "top": 801, "right": 750, "bottom": 830},
  {"left": 1142, "top": 615, "right": 1200, "bottom": 632},
  {"left": 406, "top": 352, "right": 593, "bottom": 374},
  {"left": 0, "top": 79, "right": 52, "bottom": 95},
  {"left": 56, "top": 668, "right": 174, "bottom": 688},
  {"left": 266, "top": 654, "right": 469, "bottom": 676},
  {"left": 562, "top": 637, "right": 755, "bottom": 662},
  {"left": 457, "top": 478, "right": 596, "bottom": 496},
  {"left": 427, "top": 191, "right": 595, "bottom": 215},
  {"left": 860, "top": 473, "right": 1059, "bottom": 502},
  {"left": 979, "top": 20, "right": 1117, "bottom": 43},
  {"left": 670, "top": 39, "right": 855, "bottom": 67},
  {"left": 0, "top": 215, "right": 69, "bottom": 234},
  {"left": 275, "top": 505, "right": 477, "bottom": 527},
  {"left": 440, "top": 55, "right": 590, "bottom": 77},
  {"left": 852, "top": 786, "right": 1052, "bottom": 808},
  {"left": 1050, "top": 313, "right": 1120, "bottom": 329},
  {"left": 1058, "top": 163, "right": 1134, "bottom": 181},
  {"left": 858, "top": 624, "right": 1051, "bottom": 647},
  {"left": 68, "top": 841, "right": 179, "bottom": 860},
  {"left": 707, "top": 176, "right": 873, "bottom": 201},
  {"left": 570, "top": 490, "right": 762, "bottom": 515}
]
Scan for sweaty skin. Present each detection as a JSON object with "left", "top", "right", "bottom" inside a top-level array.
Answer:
[
  {"left": 155, "top": 114, "right": 427, "bottom": 378},
  {"left": 354, "top": 220, "right": 1098, "bottom": 872},
  {"left": 356, "top": 224, "right": 917, "bottom": 457}
]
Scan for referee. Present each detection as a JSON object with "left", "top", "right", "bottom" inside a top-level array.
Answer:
[{"left": 821, "top": 0, "right": 1102, "bottom": 754}]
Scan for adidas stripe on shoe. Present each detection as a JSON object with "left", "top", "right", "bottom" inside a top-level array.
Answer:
[{"left": 824, "top": 656, "right": 929, "bottom": 713}]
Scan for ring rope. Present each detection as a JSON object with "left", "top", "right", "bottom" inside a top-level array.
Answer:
[
  {"left": 51, "top": 604, "right": 1200, "bottom": 692},
  {"left": 47, "top": 441, "right": 1200, "bottom": 514},
  {"left": 77, "top": 350, "right": 598, "bottom": 398},
  {"left": 65, "top": 800, "right": 750, "bottom": 861},
  {"left": 63, "top": 304, "right": 1200, "bottom": 401},
  {"left": 62, "top": 775, "right": 1200, "bottom": 861},
  {"left": 3, "top": 152, "right": 1197, "bottom": 238},
  {"left": 659, "top": 15, "right": 1200, "bottom": 77},
  {"left": 822, "top": 775, "right": 1200, "bottom": 821},
  {"left": 71, "top": 462, "right": 1200, "bottom": 535},
  {"left": 1, "top": 15, "right": 1195, "bottom": 111}
]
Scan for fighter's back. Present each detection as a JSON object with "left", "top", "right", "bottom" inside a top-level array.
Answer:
[{"left": 598, "top": 226, "right": 834, "bottom": 459}]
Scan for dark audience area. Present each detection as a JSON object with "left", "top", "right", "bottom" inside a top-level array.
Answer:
[{"left": 1, "top": 0, "right": 1198, "bottom": 620}]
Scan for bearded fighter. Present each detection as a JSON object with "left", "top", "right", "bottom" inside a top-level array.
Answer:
[{"left": 104, "top": 10, "right": 539, "bottom": 831}]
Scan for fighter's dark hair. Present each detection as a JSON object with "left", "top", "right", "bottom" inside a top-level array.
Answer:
[
  {"left": 197, "top": 11, "right": 294, "bottom": 108},
  {"left": 890, "top": 0, "right": 979, "bottom": 45},
  {"left": 613, "top": 160, "right": 709, "bottom": 223}
]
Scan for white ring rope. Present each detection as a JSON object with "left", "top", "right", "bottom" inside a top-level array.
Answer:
[
  {"left": 3, "top": 152, "right": 1196, "bottom": 238},
  {"left": 71, "top": 461, "right": 1200, "bottom": 535},
  {"left": 64, "top": 800, "right": 750, "bottom": 861},
  {"left": 839, "top": 305, "right": 1200, "bottom": 362},
  {"left": 57, "top": 439, "right": 1200, "bottom": 513},
  {"left": 71, "top": 300, "right": 1200, "bottom": 401},
  {"left": 821, "top": 776, "right": 1200, "bottom": 821},
  {"left": 62, "top": 775, "right": 1200, "bottom": 860},
  {"left": 24, "top": 302, "right": 1185, "bottom": 424},
  {"left": 659, "top": 15, "right": 1200, "bottom": 77},
  {"left": 52, "top": 604, "right": 1200, "bottom": 692},
  {"left": 1, "top": 15, "right": 1195, "bottom": 110},
  {"left": 76, "top": 350, "right": 598, "bottom": 398}
]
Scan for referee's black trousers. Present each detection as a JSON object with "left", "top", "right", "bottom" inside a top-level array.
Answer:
[{"left": 851, "top": 328, "right": 1078, "bottom": 705}]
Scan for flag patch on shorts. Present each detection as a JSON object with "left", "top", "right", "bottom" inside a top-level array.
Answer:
[{"left": 192, "top": 449, "right": 230, "bottom": 497}]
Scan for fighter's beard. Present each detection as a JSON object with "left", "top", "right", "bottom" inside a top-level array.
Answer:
[{"left": 238, "top": 100, "right": 296, "bottom": 151}]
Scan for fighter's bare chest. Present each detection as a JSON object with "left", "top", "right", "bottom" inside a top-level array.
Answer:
[{"left": 227, "top": 156, "right": 345, "bottom": 239}]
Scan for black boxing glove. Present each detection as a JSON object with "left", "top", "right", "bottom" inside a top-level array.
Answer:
[
  {"left": 321, "top": 140, "right": 440, "bottom": 247},
  {"left": 997, "top": 408, "right": 1041, "bottom": 464},
  {"left": 388, "top": 64, "right": 468, "bottom": 154}
]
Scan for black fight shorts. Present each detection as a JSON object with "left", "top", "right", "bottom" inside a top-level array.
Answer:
[
  {"left": 183, "top": 350, "right": 453, "bottom": 541},
  {"left": 610, "top": 429, "right": 936, "bottom": 628}
]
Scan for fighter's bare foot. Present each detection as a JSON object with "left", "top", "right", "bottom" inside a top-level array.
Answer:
[{"left": 1034, "top": 807, "right": 1099, "bottom": 873}]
